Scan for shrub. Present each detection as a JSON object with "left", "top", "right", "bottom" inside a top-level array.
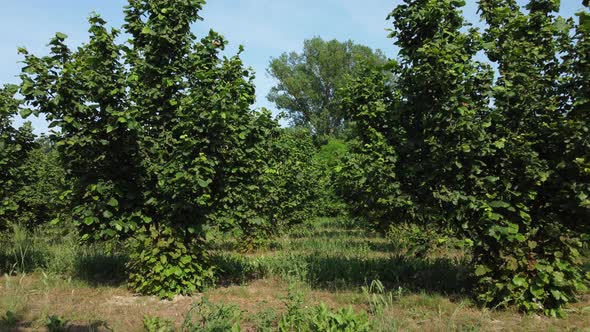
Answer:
[
  {"left": 10, "top": 138, "right": 66, "bottom": 230},
  {"left": 239, "top": 127, "right": 324, "bottom": 249},
  {"left": 312, "top": 138, "right": 349, "bottom": 218}
]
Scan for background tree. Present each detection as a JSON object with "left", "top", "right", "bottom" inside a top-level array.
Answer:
[
  {"left": 336, "top": 65, "right": 406, "bottom": 231},
  {"left": 267, "top": 37, "right": 388, "bottom": 140},
  {"left": 11, "top": 137, "right": 66, "bottom": 229},
  {"left": 0, "top": 85, "right": 37, "bottom": 230}
]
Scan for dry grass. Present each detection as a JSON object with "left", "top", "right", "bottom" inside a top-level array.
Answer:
[{"left": 0, "top": 274, "right": 588, "bottom": 331}]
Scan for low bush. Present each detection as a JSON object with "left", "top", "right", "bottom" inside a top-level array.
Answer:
[
  {"left": 143, "top": 316, "right": 174, "bottom": 332},
  {"left": 278, "top": 286, "right": 371, "bottom": 332},
  {"left": 182, "top": 297, "right": 242, "bottom": 332}
]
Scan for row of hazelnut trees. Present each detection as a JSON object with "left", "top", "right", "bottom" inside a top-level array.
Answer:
[{"left": 1, "top": 0, "right": 588, "bottom": 316}]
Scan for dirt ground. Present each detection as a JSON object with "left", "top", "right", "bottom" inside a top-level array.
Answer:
[{"left": 1, "top": 274, "right": 589, "bottom": 331}]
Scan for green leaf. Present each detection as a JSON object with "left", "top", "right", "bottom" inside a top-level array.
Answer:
[
  {"left": 489, "top": 201, "right": 510, "bottom": 208},
  {"left": 578, "top": 12, "right": 590, "bottom": 31},
  {"left": 19, "top": 109, "right": 32, "bottom": 118},
  {"left": 107, "top": 197, "right": 119, "bottom": 207},
  {"left": 550, "top": 289, "right": 562, "bottom": 301},
  {"left": 180, "top": 255, "right": 192, "bottom": 265},
  {"left": 530, "top": 285, "right": 545, "bottom": 298},
  {"left": 475, "top": 265, "right": 490, "bottom": 276},
  {"left": 512, "top": 276, "right": 528, "bottom": 288}
]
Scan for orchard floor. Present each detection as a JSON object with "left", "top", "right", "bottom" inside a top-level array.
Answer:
[{"left": 1, "top": 219, "right": 589, "bottom": 331}]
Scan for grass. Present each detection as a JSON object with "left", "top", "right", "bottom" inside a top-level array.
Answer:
[
  {"left": 0, "top": 218, "right": 588, "bottom": 331},
  {"left": 212, "top": 218, "right": 473, "bottom": 294},
  {"left": 0, "top": 223, "right": 128, "bottom": 286}
]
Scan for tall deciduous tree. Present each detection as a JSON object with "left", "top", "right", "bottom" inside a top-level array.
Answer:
[
  {"left": 475, "top": 0, "right": 589, "bottom": 315},
  {"left": 19, "top": 0, "right": 278, "bottom": 298},
  {"left": 267, "top": 37, "right": 387, "bottom": 139},
  {"left": 339, "top": 0, "right": 589, "bottom": 316}
]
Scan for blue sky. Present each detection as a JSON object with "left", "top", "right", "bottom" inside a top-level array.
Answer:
[{"left": 0, "top": 0, "right": 584, "bottom": 134}]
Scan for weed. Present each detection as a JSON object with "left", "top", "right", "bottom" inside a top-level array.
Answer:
[
  {"left": 182, "top": 297, "right": 242, "bottom": 332},
  {"left": 276, "top": 283, "right": 372, "bottom": 332},
  {"left": 46, "top": 315, "right": 69, "bottom": 332},
  {"left": 250, "top": 306, "right": 278, "bottom": 332},
  {"left": 278, "top": 285, "right": 307, "bottom": 331},
  {"left": 10, "top": 223, "right": 32, "bottom": 273},
  {"left": 143, "top": 315, "right": 174, "bottom": 332},
  {"left": 308, "top": 304, "right": 371, "bottom": 332},
  {"left": 1, "top": 273, "right": 28, "bottom": 320},
  {"left": 1, "top": 310, "right": 19, "bottom": 328},
  {"left": 362, "top": 280, "right": 395, "bottom": 315}
]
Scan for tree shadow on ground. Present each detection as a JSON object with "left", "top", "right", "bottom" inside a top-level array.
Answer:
[
  {"left": 74, "top": 252, "right": 128, "bottom": 287},
  {"left": 67, "top": 321, "right": 113, "bottom": 332},
  {"left": 212, "top": 251, "right": 474, "bottom": 296},
  {"left": 304, "top": 254, "right": 474, "bottom": 295},
  {"left": 1, "top": 320, "right": 112, "bottom": 332},
  {"left": 367, "top": 241, "right": 395, "bottom": 253},
  {"left": 0, "top": 322, "right": 32, "bottom": 332}
]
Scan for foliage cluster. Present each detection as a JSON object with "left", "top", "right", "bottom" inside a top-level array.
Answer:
[{"left": 236, "top": 129, "right": 350, "bottom": 249}]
